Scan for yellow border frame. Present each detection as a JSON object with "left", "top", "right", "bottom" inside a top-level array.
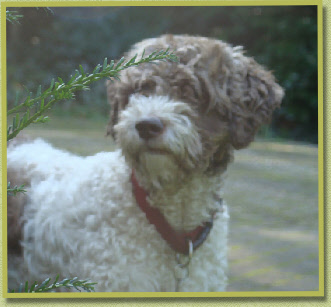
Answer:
[
  {"left": 1, "top": 0, "right": 324, "bottom": 300},
  {"left": 0, "top": 0, "right": 324, "bottom": 7}
]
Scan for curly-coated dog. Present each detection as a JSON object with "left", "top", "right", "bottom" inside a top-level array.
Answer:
[{"left": 7, "top": 35, "right": 284, "bottom": 292}]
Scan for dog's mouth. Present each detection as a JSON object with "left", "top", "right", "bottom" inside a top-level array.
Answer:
[{"left": 137, "top": 145, "right": 179, "bottom": 165}]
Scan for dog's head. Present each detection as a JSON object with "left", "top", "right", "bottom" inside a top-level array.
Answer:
[{"left": 106, "top": 35, "right": 284, "bottom": 187}]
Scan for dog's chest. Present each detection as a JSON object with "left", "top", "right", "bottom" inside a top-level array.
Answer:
[{"left": 88, "top": 181, "right": 228, "bottom": 292}]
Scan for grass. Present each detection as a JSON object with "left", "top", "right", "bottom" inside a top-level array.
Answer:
[
  {"left": 22, "top": 111, "right": 116, "bottom": 155},
  {"left": 225, "top": 140, "right": 319, "bottom": 291},
  {"left": 20, "top": 112, "right": 320, "bottom": 292}
]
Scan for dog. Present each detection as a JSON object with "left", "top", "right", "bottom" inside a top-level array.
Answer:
[{"left": 7, "top": 35, "right": 284, "bottom": 292}]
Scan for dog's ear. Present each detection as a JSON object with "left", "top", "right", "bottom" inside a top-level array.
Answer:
[{"left": 227, "top": 56, "right": 284, "bottom": 150}]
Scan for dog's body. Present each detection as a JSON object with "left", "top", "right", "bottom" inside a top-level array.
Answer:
[{"left": 7, "top": 35, "right": 283, "bottom": 292}]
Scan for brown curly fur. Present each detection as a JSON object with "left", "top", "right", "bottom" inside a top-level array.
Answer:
[{"left": 106, "top": 35, "right": 284, "bottom": 174}]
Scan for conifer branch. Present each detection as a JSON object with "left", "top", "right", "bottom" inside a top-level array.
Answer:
[
  {"left": 7, "top": 50, "right": 178, "bottom": 141},
  {"left": 6, "top": 11, "right": 23, "bottom": 24},
  {"left": 9, "top": 275, "right": 97, "bottom": 293},
  {"left": 7, "top": 182, "right": 26, "bottom": 196}
]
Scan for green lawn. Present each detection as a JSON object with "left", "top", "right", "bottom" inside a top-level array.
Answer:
[
  {"left": 22, "top": 114, "right": 320, "bottom": 292},
  {"left": 225, "top": 141, "right": 319, "bottom": 292},
  {"left": 23, "top": 114, "right": 116, "bottom": 155}
]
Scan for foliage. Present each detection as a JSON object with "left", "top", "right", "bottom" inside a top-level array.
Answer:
[
  {"left": 7, "top": 182, "right": 26, "bottom": 196},
  {"left": 7, "top": 49, "right": 177, "bottom": 141},
  {"left": 9, "top": 275, "right": 97, "bottom": 293},
  {"left": 6, "top": 10, "right": 23, "bottom": 24}
]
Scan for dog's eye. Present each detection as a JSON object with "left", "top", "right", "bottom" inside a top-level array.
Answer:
[{"left": 138, "top": 81, "right": 156, "bottom": 93}]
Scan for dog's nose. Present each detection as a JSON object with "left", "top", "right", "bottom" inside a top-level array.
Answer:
[{"left": 135, "top": 117, "right": 164, "bottom": 140}]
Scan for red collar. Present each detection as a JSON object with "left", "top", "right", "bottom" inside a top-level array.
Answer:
[{"left": 131, "top": 170, "right": 215, "bottom": 255}]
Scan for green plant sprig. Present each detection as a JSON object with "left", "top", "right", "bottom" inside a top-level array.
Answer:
[
  {"left": 6, "top": 10, "right": 24, "bottom": 24},
  {"left": 7, "top": 182, "right": 26, "bottom": 196},
  {"left": 9, "top": 275, "right": 97, "bottom": 293},
  {"left": 7, "top": 49, "right": 178, "bottom": 141}
]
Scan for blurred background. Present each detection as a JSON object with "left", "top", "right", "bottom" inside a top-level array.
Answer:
[
  {"left": 6, "top": 6, "right": 320, "bottom": 292},
  {"left": 7, "top": 6, "right": 318, "bottom": 143}
]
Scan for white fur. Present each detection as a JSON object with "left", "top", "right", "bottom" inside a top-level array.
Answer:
[{"left": 7, "top": 95, "right": 229, "bottom": 292}]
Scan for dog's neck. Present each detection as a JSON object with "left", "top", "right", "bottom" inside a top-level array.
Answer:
[{"left": 133, "top": 167, "right": 225, "bottom": 232}]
